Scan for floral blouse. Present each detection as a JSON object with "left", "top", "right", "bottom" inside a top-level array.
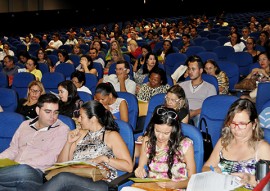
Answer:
[
  {"left": 147, "top": 137, "right": 193, "bottom": 191},
  {"left": 137, "top": 83, "right": 171, "bottom": 102},
  {"left": 73, "top": 127, "right": 117, "bottom": 182},
  {"left": 216, "top": 71, "right": 229, "bottom": 95}
]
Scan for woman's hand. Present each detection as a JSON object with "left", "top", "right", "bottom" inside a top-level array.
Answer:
[
  {"left": 67, "top": 129, "right": 81, "bottom": 143},
  {"left": 231, "top": 172, "right": 258, "bottom": 188},
  {"left": 156, "top": 181, "right": 176, "bottom": 189},
  {"left": 136, "top": 136, "right": 144, "bottom": 142},
  {"left": 134, "top": 166, "right": 147, "bottom": 178}
]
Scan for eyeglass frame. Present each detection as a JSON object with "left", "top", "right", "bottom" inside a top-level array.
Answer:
[
  {"left": 156, "top": 107, "right": 178, "bottom": 120},
  {"left": 164, "top": 95, "right": 180, "bottom": 104},
  {"left": 29, "top": 89, "right": 41, "bottom": 94},
  {"left": 230, "top": 121, "right": 251, "bottom": 129}
]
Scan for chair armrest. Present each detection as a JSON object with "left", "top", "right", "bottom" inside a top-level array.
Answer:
[{"left": 108, "top": 172, "right": 135, "bottom": 191}]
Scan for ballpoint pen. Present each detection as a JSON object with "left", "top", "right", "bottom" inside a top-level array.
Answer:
[{"left": 210, "top": 165, "right": 215, "bottom": 172}]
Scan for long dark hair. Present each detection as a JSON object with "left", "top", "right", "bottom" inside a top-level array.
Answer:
[
  {"left": 81, "top": 100, "right": 119, "bottom": 131},
  {"left": 146, "top": 106, "right": 184, "bottom": 178}
]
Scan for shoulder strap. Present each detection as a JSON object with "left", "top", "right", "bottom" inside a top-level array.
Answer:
[{"left": 199, "top": 117, "right": 210, "bottom": 138}]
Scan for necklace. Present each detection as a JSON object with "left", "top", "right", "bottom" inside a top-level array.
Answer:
[{"left": 192, "top": 80, "right": 203, "bottom": 92}]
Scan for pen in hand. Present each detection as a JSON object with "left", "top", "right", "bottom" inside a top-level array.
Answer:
[{"left": 210, "top": 165, "right": 215, "bottom": 172}]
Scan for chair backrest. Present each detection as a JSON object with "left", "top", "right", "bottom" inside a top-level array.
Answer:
[
  {"left": 228, "top": 52, "right": 253, "bottom": 77},
  {"left": 54, "top": 63, "right": 75, "bottom": 80},
  {"left": 199, "top": 95, "right": 238, "bottom": 147},
  {"left": 11, "top": 72, "right": 36, "bottom": 99},
  {"left": 58, "top": 114, "right": 76, "bottom": 130},
  {"left": 0, "top": 111, "right": 25, "bottom": 152},
  {"left": 263, "top": 127, "right": 270, "bottom": 144},
  {"left": 117, "top": 91, "right": 139, "bottom": 131},
  {"left": 256, "top": 82, "right": 270, "bottom": 114},
  {"left": 216, "top": 36, "right": 230, "bottom": 45},
  {"left": 164, "top": 53, "right": 187, "bottom": 75},
  {"left": 59, "top": 44, "right": 72, "bottom": 54},
  {"left": 38, "top": 63, "right": 50, "bottom": 74},
  {"left": 114, "top": 119, "right": 134, "bottom": 177},
  {"left": 197, "top": 51, "right": 218, "bottom": 62},
  {"left": 185, "top": 46, "right": 206, "bottom": 57},
  {"left": 41, "top": 72, "right": 65, "bottom": 93},
  {"left": 207, "top": 33, "right": 221, "bottom": 40},
  {"left": 134, "top": 93, "right": 166, "bottom": 140},
  {"left": 217, "top": 61, "right": 240, "bottom": 90},
  {"left": 69, "top": 54, "right": 81, "bottom": 68},
  {"left": 201, "top": 40, "right": 221, "bottom": 52},
  {"left": 193, "top": 37, "right": 208, "bottom": 46},
  {"left": 85, "top": 73, "right": 98, "bottom": 95},
  {"left": 80, "top": 44, "right": 90, "bottom": 53},
  {"left": 77, "top": 91, "right": 93, "bottom": 103},
  {"left": 0, "top": 88, "right": 18, "bottom": 112},
  {"left": 213, "top": 45, "right": 235, "bottom": 61},
  {"left": 182, "top": 123, "right": 204, "bottom": 173},
  {"left": 47, "top": 54, "right": 59, "bottom": 66},
  {"left": 93, "top": 62, "right": 104, "bottom": 81},
  {"left": 0, "top": 72, "right": 8, "bottom": 88},
  {"left": 259, "top": 107, "right": 270, "bottom": 129}
]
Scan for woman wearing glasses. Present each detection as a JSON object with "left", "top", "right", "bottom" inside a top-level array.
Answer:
[
  {"left": 131, "top": 106, "right": 196, "bottom": 190},
  {"left": 16, "top": 80, "right": 46, "bottom": 119},
  {"left": 202, "top": 99, "right": 270, "bottom": 190}
]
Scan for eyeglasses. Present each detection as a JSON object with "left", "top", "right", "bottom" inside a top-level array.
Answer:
[
  {"left": 156, "top": 107, "right": 177, "bottom": 119},
  {"left": 230, "top": 121, "right": 251, "bottom": 129},
  {"left": 165, "top": 95, "right": 180, "bottom": 104},
  {"left": 115, "top": 68, "right": 127, "bottom": 71},
  {"left": 30, "top": 89, "right": 41, "bottom": 94}
]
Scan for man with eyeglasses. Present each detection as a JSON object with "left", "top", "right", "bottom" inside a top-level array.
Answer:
[
  {"left": 0, "top": 93, "right": 70, "bottom": 191},
  {"left": 99, "top": 60, "right": 136, "bottom": 94},
  {"left": 178, "top": 55, "right": 216, "bottom": 127}
]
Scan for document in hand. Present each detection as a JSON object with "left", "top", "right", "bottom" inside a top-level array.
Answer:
[{"left": 187, "top": 171, "right": 243, "bottom": 191}]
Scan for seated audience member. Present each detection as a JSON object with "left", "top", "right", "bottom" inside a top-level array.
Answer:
[
  {"left": 24, "top": 57, "right": 43, "bottom": 81},
  {"left": 2, "top": 55, "right": 20, "bottom": 86},
  {"left": 136, "top": 67, "right": 171, "bottom": 102},
  {"left": 133, "top": 44, "right": 152, "bottom": 72},
  {"left": 100, "top": 60, "right": 136, "bottom": 94},
  {"left": 45, "top": 32, "right": 63, "bottom": 53},
  {"left": 36, "top": 48, "right": 53, "bottom": 69},
  {"left": 202, "top": 98, "right": 270, "bottom": 190},
  {"left": 241, "top": 52, "right": 270, "bottom": 102},
  {"left": 40, "top": 100, "right": 133, "bottom": 191},
  {"left": 16, "top": 80, "right": 46, "bottom": 119},
  {"left": 89, "top": 47, "right": 105, "bottom": 68},
  {"left": 58, "top": 80, "right": 83, "bottom": 118},
  {"left": 51, "top": 49, "right": 73, "bottom": 72},
  {"left": 0, "top": 93, "right": 69, "bottom": 191},
  {"left": 179, "top": 55, "right": 216, "bottom": 127},
  {"left": 134, "top": 52, "right": 159, "bottom": 88},
  {"left": 71, "top": 70, "right": 92, "bottom": 95},
  {"left": 134, "top": 84, "right": 190, "bottom": 161},
  {"left": 94, "top": 82, "right": 128, "bottom": 123},
  {"left": 204, "top": 59, "right": 229, "bottom": 95},
  {"left": 104, "top": 49, "right": 124, "bottom": 75},
  {"left": 0, "top": 43, "right": 15, "bottom": 61},
  {"left": 224, "top": 32, "right": 246, "bottom": 52},
  {"left": 76, "top": 54, "right": 97, "bottom": 76},
  {"left": 156, "top": 40, "right": 175, "bottom": 64},
  {"left": 126, "top": 106, "right": 195, "bottom": 190},
  {"left": 245, "top": 37, "right": 261, "bottom": 63}
]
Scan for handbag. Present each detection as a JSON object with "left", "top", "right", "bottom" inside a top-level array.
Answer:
[
  {"left": 199, "top": 117, "right": 213, "bottom": 162},
  {"left": 45, "top": 164, "right": 109, "bottom": 181},
  {"left": 234, "top": 78, "right": 257, "bottom": 90}
]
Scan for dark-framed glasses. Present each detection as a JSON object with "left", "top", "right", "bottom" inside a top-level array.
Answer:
[
  {"left": 230, "top": 121, "right": 251, "bottom": 129},
  {"left": 156, "top": 107, "right": 177, "bottom": 120}
]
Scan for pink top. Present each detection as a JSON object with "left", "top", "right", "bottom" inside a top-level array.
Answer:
[{"left": 0, "top": 118, "right": 69, "bottom": 171}]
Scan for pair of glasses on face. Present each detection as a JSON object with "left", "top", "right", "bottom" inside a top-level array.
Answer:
[
  {"left": 30, "top": 89, "right": 41, "bottom": 94},
  {"left": 165, "top": 95, "right": 180, "bottom": 104},
  {"left": 230, "top": 121, "right": 251, "bottom": 129},
  {"left": 156, "top": 107, "right": 177, "bottom": 119}
]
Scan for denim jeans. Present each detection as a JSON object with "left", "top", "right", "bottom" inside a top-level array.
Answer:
[
  {"left": 0, "top": 164, "right": 44, "bottom": 191},
  {"left": 40, "top": 172, "right": 109, "bottom": 191}
]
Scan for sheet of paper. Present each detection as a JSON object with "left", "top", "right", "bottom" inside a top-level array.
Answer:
[
  {"left": 187, "top": 171, "right": 243, "bottom": 191},
  {"left": 45, "top": 160, "right": 97, "bottom": 171},
  {"left": 129, "top": 178, "right": 171, "bottom": 183}
]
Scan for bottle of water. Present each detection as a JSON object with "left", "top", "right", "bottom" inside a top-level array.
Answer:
[{"left": 255, "top": 160, "right": 270, "bottom": 191}]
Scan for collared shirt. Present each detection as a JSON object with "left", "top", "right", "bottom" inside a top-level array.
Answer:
[
  {"left": 103, "top": 74, "right": 136, "bottom": 95},
  {"left": 0, "top": 118, "right": 70, "bottom": 172}
]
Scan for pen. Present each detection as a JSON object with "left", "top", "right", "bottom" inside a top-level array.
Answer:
[{"left": 210, "top": 165, "right": 215, "bottom": 172}]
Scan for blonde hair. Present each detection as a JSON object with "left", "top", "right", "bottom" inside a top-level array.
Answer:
[{"left": 24, "top": 80, "right": 46, "bottom": 106}]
